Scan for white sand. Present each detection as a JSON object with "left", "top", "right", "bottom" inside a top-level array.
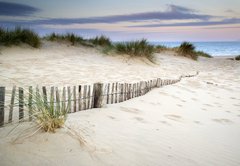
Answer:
[{"left": 0, "top": 42, "right": 240, "bottom": 166}]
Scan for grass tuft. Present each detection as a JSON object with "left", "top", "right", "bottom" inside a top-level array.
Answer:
[
  {"left": 29, "top": 88, "right": 69, "bottom": 132},
  {"left": 0, "top": 27, "right": 41, "bottom": 48},
  {"left": 178, "top": 42, "right": 197, "bottom": 60},
  {"left": 44, "top": 33, "right": 85, "bottom": 46},
  {"left": 114, "top": 39, "right": 155, "bottom": 62},
  {"left": 90, "top": 35, "right": 112, "bottom": 47}
]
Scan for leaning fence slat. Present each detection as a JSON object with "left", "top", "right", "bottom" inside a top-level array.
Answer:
[
  {"left": 0, "top": 87, "right": 5, "bottom": 126},
  {"left": 28, "top": 86, "right": 33, "bottom": 121},
  {"left": 8, "top": 86, "right": 16, "bottom": 123},
  {"left": 19, "top": 87, "right": 24, "bottom": 121}
]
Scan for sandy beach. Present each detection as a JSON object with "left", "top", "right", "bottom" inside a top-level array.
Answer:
[{"left": 0, "top": 42, "right": 240, "bottom": 166}]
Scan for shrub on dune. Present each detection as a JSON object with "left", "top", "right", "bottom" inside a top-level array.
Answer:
[
  {"left": 0, "top": 27, "right": 40, "bottom": 48},
  {"left": 178, "top": 42, "right": 197, "bottom": 60},
  {"left": 114, "top": 39, "right": 155, "bottom": 62}
]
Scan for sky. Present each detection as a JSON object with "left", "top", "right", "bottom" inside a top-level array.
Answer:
[{"left": 0, "top": 0, "right": 240, "bottom": 41}]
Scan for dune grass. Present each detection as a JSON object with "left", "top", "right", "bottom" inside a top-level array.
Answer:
[
  {"left": 177, "top": 42, "right": 198, "bottom": 60},
  {"left": 114, "top": 39, "right": 155, "bottom": 62},
  {"left": 235, "top": 55, "right": 240, "bottom": 61},
  {"left": 0, "top": 27, "right": 41, "bottom": 48},
  {"left": 28, "top": 88, "right": 70, "bottom": 132},
  {"left": 195, "top": 51, "right": 212, "bottom": 58},
  {"left": 90, "top": 35, "right": 112, "bottom": 47},
  {"left": 44, "top": 33, "right": 88, "bottom": 46}
]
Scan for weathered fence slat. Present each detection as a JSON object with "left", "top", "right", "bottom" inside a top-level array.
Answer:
[
  {"left": 28, "top": 86, "right": 33, "bottom": 121},
  {"left": 87, "top": 85, "right": 91, "bottom": 109},
  {"left": 73, "top": 86, "right": 76, "bottom": 112},
  {"left": 19, "top": 87, "right": 24, "bottom": 121},
  {"left": 115, "top": 83, "right": 118, "bottom": 103},
  {"left": 124, "top": 83, "right": 127, "bottom": 101},
  {"left": 91, "top": 84, "right": 95, "bottom": 108},
  {"left": 62, "top": 87, "right": 66, "bottom": 111},
  {"left": 42, "top": 86, "right": 47, "bottom": 107},
  {"left": 55, "top": 87, "right": 60, "bottom": 111},
  {"left": 106, "top": 83, "right": 110, "bottom": 104},
  {"left": 111, "top": 83, "right": 114, "bottom": 104},
  {"left": 50, "top": 87, "right": 54, "bottom": 113},
  {"left": 83, "top": 85, "right": 87, "bottom": 110},
  {"left": 67, "top": 86, "right": 71, "bottom": 113},
  {"left": 8, "top": 86, "right": 16, "bottom": 123},
  {"left": 0, "top": 87, "right": 5, "bottom": 127},
  {"left": 121, "top": 84, "right": 124, "bottom": 102},
  {"left": 78, "top": 85, "right": 82, "bottom": 111}
]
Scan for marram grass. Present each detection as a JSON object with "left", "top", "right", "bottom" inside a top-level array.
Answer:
[{"left": 114, "top": 39, "right": 155, "bottom": 62}]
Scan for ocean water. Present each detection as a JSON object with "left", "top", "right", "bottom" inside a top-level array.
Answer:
[{"left": 151, "top": 42, "right": 240, "bottom": 57}]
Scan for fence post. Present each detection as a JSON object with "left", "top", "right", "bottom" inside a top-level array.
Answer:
[
  {"left": 93, "top": 83, "right": 104, "bottom": 108},
  {"left": 0, "top": 87, "right": 5, "bottom": 127}
]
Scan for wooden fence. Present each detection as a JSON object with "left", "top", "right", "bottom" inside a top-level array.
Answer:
[{"left": 0, "top": 72, "right": 198, "bottom": 127}]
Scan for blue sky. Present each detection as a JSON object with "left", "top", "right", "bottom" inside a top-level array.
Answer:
[{"left": 1, "top": 0, "right": 240, "bottom": 41}]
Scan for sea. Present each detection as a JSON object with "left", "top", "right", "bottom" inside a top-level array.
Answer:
[{"left": 151, "top": 41, "right": 240, "bottom": 57}]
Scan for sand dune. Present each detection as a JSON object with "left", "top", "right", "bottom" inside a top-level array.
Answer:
[{"left": 0, "top": 42, "right": 240, "bottom": 166}]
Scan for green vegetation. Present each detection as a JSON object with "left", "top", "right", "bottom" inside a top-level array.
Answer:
[
  {"left": 0, "top": 27, "right": 40, "bottom": 48},
  {"left": 235, "top": 55, "right": 240, "bottom": 60},
  {"left": 0, "top": 27, "right": 213, "bottom": 62},
  {"left": 114, "top": 39, "right": 155, "bottom": 62},
  {"left": 178, "top": 42, "right": 197, "bottom": 60},
  {"left": 176, "top": 42, "right": 212, "bottom": 60},
  {"left": 154, "top": 45, "right": 169, "bottom": 52},
  {"left": 44, "top": 32, "right": 86, "bottom": 46},
  {"left": 195, "top": 51, "right": 212, "bottom": 58},
  {"left": 90, "top": 35, "right": 112, "bottom": 47},
  {"left": 30, "top": 88, "right": 70, "bottom": 132}
]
